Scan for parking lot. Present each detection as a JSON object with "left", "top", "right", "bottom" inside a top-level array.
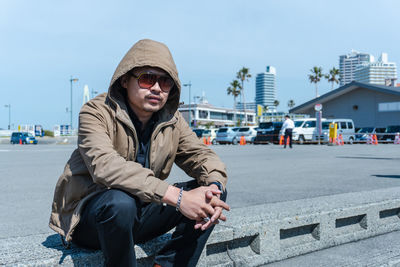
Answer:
[{"left": 1, "top": 143, "right": 400, "bottom": 239}]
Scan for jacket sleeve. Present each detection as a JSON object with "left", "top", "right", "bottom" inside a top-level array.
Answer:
[
  {"left": 78, "top": 101, "right": 170, "bottom": 203},
  {"left": 174, "top": 112, "right": 228, "bottom": 190}
]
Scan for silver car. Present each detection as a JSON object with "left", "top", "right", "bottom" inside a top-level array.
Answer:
[{"left": 215, "top": 127, "right": 240, "bottom": 144}]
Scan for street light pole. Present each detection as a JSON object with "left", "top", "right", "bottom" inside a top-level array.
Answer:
[
  {"left": 183, "top": 82, "right": 192, "bottom": 128},
  {"left": 4, "top": 104, "right": 10, "bottom": 130},
  {"left": 70, "top": 76, "right": 79, "bottom": 129}
]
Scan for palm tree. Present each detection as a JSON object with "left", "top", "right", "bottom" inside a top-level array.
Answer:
[
  {"left": 287, "top": 99, "right": 295, "bottom": 109},
  {"left": 236, "top": 67, "right": 251, "bottom": 125},
  {"left": 273, "top": 100, "right": 280, "bottom": 121},
  {"left": 308, "top": 66, "right": 323, "bottom": 98},
  {"left": 227, "top": 80, "right": 242, "bottom": 126},
  {"left": 288, "top": 99, "right": 295, "bottom": 117},
  {"left": 325, "top": 67, "right": 340, "bottom": 90}
]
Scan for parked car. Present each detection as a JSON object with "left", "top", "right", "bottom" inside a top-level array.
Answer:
[
  {"left": 292, "top": 118, "right": 326, "bottom": 144},
  {"left": 382, "top": 125, "right": 400, "bottom": 141},
  {"left": 321, "top": 119, "right": 355, "bottom": 144},
  {"left": 254, "top": 122, "right": 283, "bottom": 144},
  {"left": 235, "top": 126, "right": 258, "bottom": 144},
  {"left": 192, "top": 128, "right": 204, "bottom": 138},
  {"left": 10, "top": 132, "right": 38, "bottom": 144},
  {"left": 202, "top": 128, "right": 218, "bottom": 145},
  {"left": 355, "top": 127, "right": 386, "bottom": 143},
  {"left": 215, "top": 127, "right": 239, "bottom": 144}
]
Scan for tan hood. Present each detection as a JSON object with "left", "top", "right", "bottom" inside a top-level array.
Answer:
[{"left": 108, "top": 39, "right": 181, "bottom": 116}]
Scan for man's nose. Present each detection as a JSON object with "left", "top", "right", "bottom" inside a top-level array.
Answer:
[{"left": 150, "top": 80, "right": 162, "bottom": 93}]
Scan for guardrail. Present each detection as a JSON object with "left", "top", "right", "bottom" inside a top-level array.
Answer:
[{"left": 2, "top": 187, "right": 400, "bottom": 266}]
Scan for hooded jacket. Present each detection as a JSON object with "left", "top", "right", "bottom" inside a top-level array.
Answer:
[{"left": 49, "top": 39, "right": 227, "bottom": 242}]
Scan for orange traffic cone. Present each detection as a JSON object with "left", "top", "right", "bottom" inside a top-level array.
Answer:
[
  {"left": 286, "top": 136, "right": 290, "bottom": 146},
  {"left": 207, "top": 137, "right": 211, "bottom": 145},
  {"left": 279, "top": 135, "right": 284, "bottom": 145},
  {"left": 19, "top": 138, "right": 22, "bottom": 145},
  {"left": 240, "top": 136, "right": 246, "bottom": 145},
  {"left": 339, "top": 134, "right": 344, "bottom": 145},
  {"left": 373, "top": 134, "right": 378, "bottom": 145},
  {"left": 203, "top": 137, "right": 207, "bottom": 145}
]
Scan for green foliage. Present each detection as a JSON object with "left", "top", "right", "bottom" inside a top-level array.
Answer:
[
  {"left": 44, "top": 130, "right": 54, "bottom": 137},
  {"left": 204, "top": 121, "right": 214, "bottom": 129},
  {"left": 325, "top": 67, "right": 340, "bottom": 90},
  {"left": 309, "top": 66, "right": 323, "bottom": 97}
]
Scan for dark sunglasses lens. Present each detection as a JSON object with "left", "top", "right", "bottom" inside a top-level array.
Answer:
[
  {"left": 159, "top": 77, "right": 174, "bottom": 92},
  {"left": 138, "top": 74, "right": 157, "bottom": 88}
]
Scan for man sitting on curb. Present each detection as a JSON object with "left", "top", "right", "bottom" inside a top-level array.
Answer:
[{"left": 49, "top": 39, "right": 229, "bottom": 267}]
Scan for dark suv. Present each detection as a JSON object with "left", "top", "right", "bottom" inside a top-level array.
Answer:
[
  {"left": 10, "top": 132, "right": 38, "bottom": 144},
  {"left": 254, "top": 122, "right": 283, "bottom": 144},
  {"left": 382, "top": 125, "right": 400, "bottom": 141}
]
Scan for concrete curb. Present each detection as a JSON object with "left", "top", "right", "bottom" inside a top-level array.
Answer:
[{"left": 2, "top": 187, "right": 400, "bottom": 266}]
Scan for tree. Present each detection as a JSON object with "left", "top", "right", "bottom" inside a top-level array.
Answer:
[
  {"left": 308, "top": 66, "right": 323, "bottom": 98},
  {"left": 227, "top": 80, "right": 242, "bottom": 126},
  {"left": 325, "top": 67, "right": 340, "bottom": 90},
  {"left": 236, "top": 67, "right": 251, "bottom": 125},
  {"left": 287, "top": 99, "right": 295, "bottom": 109},
  {"left": 273, "top": 100, "right": 280, "bottom": 109}
]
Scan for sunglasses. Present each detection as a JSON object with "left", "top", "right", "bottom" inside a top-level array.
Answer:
[{"left": 130, "top": 71, "right": 175, "bottom": 93}]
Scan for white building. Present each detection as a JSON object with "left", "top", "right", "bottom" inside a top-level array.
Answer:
[
  {"left": 339, "top": 50, "right": 374, "bottom": 86},
  {"left": 354, "top": 53, "right": 397, "bottom": 85},
  {"left": 255, "top": 66, "right": 276, "bottom": 109},
  {"left": 178, "top": 103, "right": 256, "bottom": 127},
  {"left": 235, "top": 102, "right": 256, "bottom": 111}
]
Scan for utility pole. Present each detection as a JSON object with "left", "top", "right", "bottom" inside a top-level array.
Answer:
[
  {"left": 70, "top": 76, "right": 79, "bottom": 129},
  {"left": 183, "top": 81, "right": 192, "bottom": 128}
]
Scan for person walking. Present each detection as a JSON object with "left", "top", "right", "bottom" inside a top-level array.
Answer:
[
  {"left": 281, "top": 115, "right": 294, "bottom": 148},
  {"left": 49, "top": 39, "right": 229, "bottom": 267}
]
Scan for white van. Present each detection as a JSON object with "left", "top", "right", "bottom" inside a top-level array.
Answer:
[
  {"left": 291, "top": 118, "right": 326, "bottom": 144},
  {"left": 321, "top": 119, "right": 355, "bottom": 144}
]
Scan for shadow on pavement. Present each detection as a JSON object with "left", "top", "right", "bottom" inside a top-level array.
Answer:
[
  {"left": 372, "top": 174, "right": 400, "bottom": 179},
  {"left": 337, "top": 156, "right": 400, "bottom": 160}
]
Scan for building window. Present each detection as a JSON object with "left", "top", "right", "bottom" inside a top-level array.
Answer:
[
  {"left": 199, "top": 110, "right": 208, "bottom": 119},
  {"left": 378, "top": 102, "right": 400, "bottom": 112}
]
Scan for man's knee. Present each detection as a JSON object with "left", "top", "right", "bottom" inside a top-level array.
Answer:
[{"left": 94, "top": 189, "right": 138, "bottom": 227}]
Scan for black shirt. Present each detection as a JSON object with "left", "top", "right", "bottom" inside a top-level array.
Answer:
[{"left": 125, "top": 100, "right": 157, "bottom": 167}]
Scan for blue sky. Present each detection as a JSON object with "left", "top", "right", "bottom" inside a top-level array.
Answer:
[{"left": 1, "top": 0, "right": 399, "bottom": 129}]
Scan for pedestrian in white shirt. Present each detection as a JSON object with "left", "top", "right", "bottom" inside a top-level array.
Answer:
[{"left": 281, "top": 115, "right": 294, "bottom": 148}]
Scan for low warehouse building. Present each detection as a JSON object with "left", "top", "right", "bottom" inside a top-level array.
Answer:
[{"left": 290, "top": 81, "right": 400, "bottom": 128}]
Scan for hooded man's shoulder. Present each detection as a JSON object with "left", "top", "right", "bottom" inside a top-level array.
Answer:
[{"left": 80, "top": 93, "right": 115, "bottom": 118}]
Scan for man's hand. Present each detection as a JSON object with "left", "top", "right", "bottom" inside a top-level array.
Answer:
[
  {"left": 162, "top": 184, "right": 230, "bottom": 231},
  {"left": 194, "top": 184, "right": 228, "bottom": 231},
  {"left": 179, "top": 186, "right": 229, "bottom": 221}
]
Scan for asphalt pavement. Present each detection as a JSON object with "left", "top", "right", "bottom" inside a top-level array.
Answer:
[{"left": 1, "top": 142, "right": 399, "bottom": 265}]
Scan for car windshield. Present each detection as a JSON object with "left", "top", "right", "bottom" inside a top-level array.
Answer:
[
  {"left": 294, "top": 121, "right": 304, "bottom": 127},
  {"left": 232, "top": 128, "right": 239, "bottom": 132},
  {"left": 239, "top": 127, "right": 249, "bottom": 132},
  {"left": 218, "top": 128, "right": 227, "bottom": 133},
  {"left": 259, "top": 122, "right": 273, "bottom": 129},
  {"left": 203, "top": 130, "right": 210, "bottom": 134},
  {"left": 322, "top": 122, "right": 331, "bottom": 129},
  {"left": 357, "top": 127, "right": 374, "bottom": 133},
  {"left": 27, "top": 133, "right": 34, "bottom": 137},
  {"left": 387, "top": 126, "right": 400, "bottom": 132}
]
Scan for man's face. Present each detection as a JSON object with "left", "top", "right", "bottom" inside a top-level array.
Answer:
[{"left": 122, "top": 67, "right": 171, "bottom": 118}]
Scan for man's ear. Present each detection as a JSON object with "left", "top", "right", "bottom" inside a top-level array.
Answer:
[{"left": 120, "top": 75, "right": 129, "bottom": 89}]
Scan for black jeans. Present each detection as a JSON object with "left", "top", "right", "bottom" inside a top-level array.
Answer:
[
  {"left": 72, "top": 180, "right": 227, "bottom": 267},
  {"left": 284, "top": 128, "right": 293, "bottom": 148}
]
